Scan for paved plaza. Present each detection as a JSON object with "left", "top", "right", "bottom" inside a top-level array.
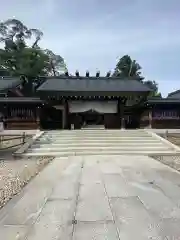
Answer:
[{"left": 1, "top": 154, "right": 180, "bottom": 239}]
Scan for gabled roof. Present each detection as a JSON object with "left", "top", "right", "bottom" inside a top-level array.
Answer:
[
  {"left": 168, "top": 90, "right": 180, "bottom": 99},
  {"left": 0, "top": 77, "right": 22, "bottom": 92},
  {"left": 37, "top": 77, "right": 151, "bottom": 96},
  {"left": 147, "top": 98, "right": 180, "bottom": 104},
  {"left": 0, "top": 97, "right": 42, "bottom": 103}
]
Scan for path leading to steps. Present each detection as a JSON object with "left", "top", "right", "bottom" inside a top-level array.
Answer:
[{"left": 1, "top": 155, "right": 180, "bottom": 239}]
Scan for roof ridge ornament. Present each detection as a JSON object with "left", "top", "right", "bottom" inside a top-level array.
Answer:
[
  {"left": 65, "top": 71, "right": 69, "bottom": 77},
  {"left": 86, "top": 71, "right": 90, "bottom": 77},
  {"left": 106, "top": 71, "right": 111, "bottom": 77},
  {"left": 96, "top": 71, "right": 100, "bottom": 77},
  {"left": 75, "top": 70, "right": 79, "bottom": 77}
]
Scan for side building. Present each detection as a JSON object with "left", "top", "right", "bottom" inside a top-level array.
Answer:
[{"left": 0, "top": 74, "right": 180, "bottom": 129}]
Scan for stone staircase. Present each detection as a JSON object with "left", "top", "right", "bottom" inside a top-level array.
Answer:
[{"left": 22, "top": 129, "right": 179, "bottom": 157}]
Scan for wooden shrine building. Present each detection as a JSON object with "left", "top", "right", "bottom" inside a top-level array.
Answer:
[{"left": 0, "top": 73, "right": 180, "bottom": 130}]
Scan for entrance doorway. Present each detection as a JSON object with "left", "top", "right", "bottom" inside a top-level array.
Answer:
[
  {"left": 125, "top": 114, "right": 140, "bottom": 129},
  {"left": 80, "top": 110, "right": 104, "bottom": 126},
  {"left": 40, "top": 106, "right": 63, "bottom": 129}
]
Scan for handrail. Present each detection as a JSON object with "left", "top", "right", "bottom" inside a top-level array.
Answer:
[{"left": 0, "top": 132, "right": 28, "bottom": 150}]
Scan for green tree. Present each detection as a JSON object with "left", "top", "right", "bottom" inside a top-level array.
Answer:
[
  {"left": 113, "top": 55, "right": 144, "bottom": 81},
  {"left": 0, "top": 19, "right": 42, "bottom": 49},
  {"left": 144, "top": 80, "right": 162, "bottom": 97},
  {"left": 113, "top": 55, "right": 161, "bottom": 97},
  {"left": 0, "top": 18, "right": 67, "bottom": 78},
  {"left": 44, "top": 49, "right": 67, "bottom": 76}
]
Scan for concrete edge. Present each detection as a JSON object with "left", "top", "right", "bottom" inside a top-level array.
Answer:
[
  {"left": 145, "top": 129, "right": 180, "bottom": 152},
  {"left": 13, "top": 131, "right": 45, "bottom": 158}
]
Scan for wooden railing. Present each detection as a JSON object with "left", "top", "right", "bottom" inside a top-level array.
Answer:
[{"left": 0, "top": 132, "right": 30, "bottom": 150}]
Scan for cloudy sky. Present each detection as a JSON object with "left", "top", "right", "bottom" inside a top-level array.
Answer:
[{"left": 1, "top": 0, "right": 180, "bottom": 96}]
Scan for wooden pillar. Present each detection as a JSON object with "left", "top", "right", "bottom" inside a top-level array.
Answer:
[
  {"left": 36, "top": 106, "right": 41, "bottom": 129},
  {"left": 62, "top": 103, "right": 67, "bottom": 129},
  {"left": 119, "top": 98, "right": 126, "bottom": 129},
  {"left": 117, "top": 99, "right": 123, "bottom": 129},
  {"left": 120, "top": 103, "right": 125, "bottom": 129},
  {"left": 64, "top": 100, "right": 69, "bottom": 129},
  {"left": 148, "top": 108, "right": 152, "bottom": 128}
]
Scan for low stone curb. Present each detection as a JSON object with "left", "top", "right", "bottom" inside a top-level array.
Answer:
[
  {"left": 0, "top": 156, "right": 53, "bottom": 209},
  {"left": 146, "top": 130, "right": 180, "bottom": 152},
  {"left": 13, "top": 131, "right": 44, "bottom": 158},
  {"left": 151, "top": 154, "right": 180, "bottom": 172}
]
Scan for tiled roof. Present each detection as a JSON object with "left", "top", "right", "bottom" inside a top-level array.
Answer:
[
  {"left": 37, "top": 77, "right": 151, "bottom": 96},
  {"left": 0, "top": 77, "right": 22, "bottom": 91},
  {"left": 147, "top": 98, "right": 180, "bottom": 104},
  {"left": 0, "top": 97, "right": 42, "bottom": 103},
  {"left": 167, "top": 90, "right": 180, "bottom": 99}
]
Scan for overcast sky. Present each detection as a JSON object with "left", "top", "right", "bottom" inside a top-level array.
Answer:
[{"left": 1, "top": 0, "right": 180, "bottom": 96}]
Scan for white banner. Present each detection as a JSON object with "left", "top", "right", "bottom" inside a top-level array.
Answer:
[{"left": 68, "top": 101, "right": 117, "bottom": 113}]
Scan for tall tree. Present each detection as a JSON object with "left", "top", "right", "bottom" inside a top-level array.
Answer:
[
  {"left": 113, "top": 55, "right": 161, "bottom": 97},
  {"left": 44, "top": 49, "right": 67, "bottom": 76},
  {"left": 113, "top": 55, "right": 144, "bottom": 81},
  {"left": 144, "top": 80, "right": 162, "bottom": 97},
  {"left": 0, "top": 19, "right": 42, "bottom": 49},
  {"left": 0, "top": 18, "right": 67, "bottom": 78}
]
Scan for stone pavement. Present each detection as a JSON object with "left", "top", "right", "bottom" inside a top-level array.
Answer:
[{"left": 1, "top": 155, "right": 180, "bottom": 239}]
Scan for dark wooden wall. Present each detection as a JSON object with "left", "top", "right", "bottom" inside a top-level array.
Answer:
[{"left": 0, "top": 104, "right": 39, "bottom": 129}]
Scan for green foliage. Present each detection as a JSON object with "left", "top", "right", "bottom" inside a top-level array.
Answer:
[
  {"left": 113, "top": 55, "right": 143, "bottom": 81},
  {"left": 44, "top": 49, "right": 67, "bottom": 76},
  {"left": 113, "top": 55, "right": 161, "bottom": 96},
  {"left": 0, "top": 19, "right": 67, "bottom": 78},
  {"left": 143, "top": 80, "right": 162, "bottom": 97}
]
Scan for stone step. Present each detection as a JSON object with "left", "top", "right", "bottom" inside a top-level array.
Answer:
[
  {"left": 47, "top": 129, "right": 145, "bottom": 131},
  {"left": 37, "top": 137, "right": 163, "bottom": 142},
  {"left": 40, "top": 137, "right": 153, "bottom": 141},
  {"left": 43, "top": 132, "right": 150, "bottom": 136},
  {"left": 32, "top": 142, "right": 166, "bottom": 148},
  {"left": 44, "top": 132, "right": 151, "bottom": 137},
  {"left": 35, "top": 139, "right": 163, "bottom": 145},
  {"left": 28, "top": 145, "right": 171, "bottom": 153},
  {"left": 23, "top": 150, "right": 176, "bottom": 157}
]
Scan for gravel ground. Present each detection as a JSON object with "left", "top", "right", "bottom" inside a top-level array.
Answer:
[
  {"left": 167, "top": 135, "right": 180, "bottom": 147},
  {"left": 152, "top": 154, "right": 180, "bottom": 171},
  {"left": 0, "top": 135, "right": 54, "bottom": 209},
  {"left": 152, "top": 134, "right": 180, "bottom": 172},
  {"left": 0, "top": 156, "right": 54, "bottom": 209}
]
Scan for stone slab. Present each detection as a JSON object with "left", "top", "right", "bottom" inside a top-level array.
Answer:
[
  {"left": 1, "top": 185, "right": 51, "bottom": 225},
  {"left": 1, "top": 158, "right": 70, "bottom": 225},
  {"left": 50, "top": 177, "right": 78, "bottom": 200},
  {"left": 103, "top": 174, "right": 136, "bottom": 197},
  {"left": 78, "top": 182, "right": 105, "bottom": 199},
  {"left": 110, "top": 197, "right": 160, "bottom": 239},
  {"left": 73, "top": 222, "right": 119, "bottom": 240},
  {"left": 99, "top": 161, "right": 122, "bottom": 174},
  {"left": 26, "top": 224, "right": 73, "bottom": 240},
  {"left": 132, "top": 181, "right": 180, "bottom": 218},
  {"left": 157, "top": 218, "right": 180, "bottom": 239},
  {"left": 25, "top": 200, "right": 74, "bottom": 240},
  {"left": 81, "top": 169, "right": 102, "bottom": 185},
  {"left": 76, "top": 184, "right": 113, "bottom": 222},
  {"left": 153, "top": 178, "right": 180, "bottom": 204},
  {"left": 0, "top": 225, "right": 29, "bottom": 240}
]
